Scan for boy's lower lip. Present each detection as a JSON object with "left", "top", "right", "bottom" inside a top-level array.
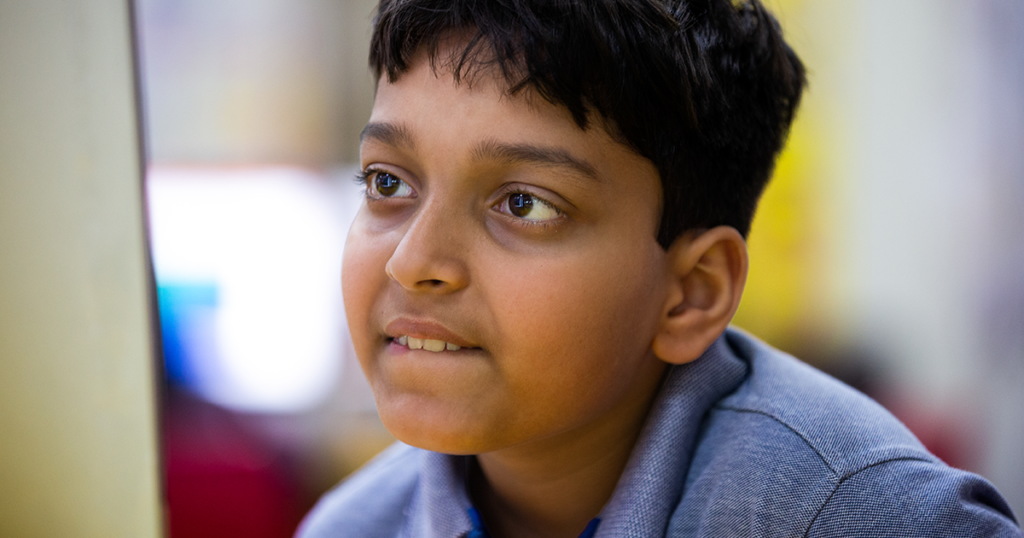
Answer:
[{"left": 377, "top": 340, "right": 493, "bottom": 390}]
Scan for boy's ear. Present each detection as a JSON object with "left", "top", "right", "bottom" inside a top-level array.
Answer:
[{"left": 652, "top": 226, "right": 748, "bottom": 365}]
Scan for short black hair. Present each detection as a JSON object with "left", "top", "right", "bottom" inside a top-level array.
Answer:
[{"left": 369, "top": 0, "right": 806, "bottom": 247}]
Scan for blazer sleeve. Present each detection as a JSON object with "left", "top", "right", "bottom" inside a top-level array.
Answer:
[{"left": 806, "top": 458, "right": 1022, "bottom": 537}]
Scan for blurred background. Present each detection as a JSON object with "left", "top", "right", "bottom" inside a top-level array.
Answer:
[{"left": 133, "top": 0, "right": 1024, "bottom": 535}]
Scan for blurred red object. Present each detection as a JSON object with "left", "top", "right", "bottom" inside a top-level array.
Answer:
[{"left": 163, "top": 390, "right": 306, "bottom": 538}]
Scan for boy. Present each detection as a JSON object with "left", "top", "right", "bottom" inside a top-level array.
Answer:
[{"left": 301, "top": 0, "right": 1022, "bottom": 536}]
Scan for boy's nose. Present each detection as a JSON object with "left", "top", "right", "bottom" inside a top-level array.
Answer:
[{"left": 384, "top": 201, "right": 470, "bottom": 293}]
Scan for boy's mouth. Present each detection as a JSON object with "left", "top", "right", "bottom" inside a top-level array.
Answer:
[
  {"left": 384, "top": 318, "right": 479, "bottom": 352},
  {"left": 391, "top": 335, "right": 465, "bottom": 352}
]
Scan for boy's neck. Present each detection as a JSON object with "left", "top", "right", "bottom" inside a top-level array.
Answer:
[{"left": 469, "top": 359, "right": 668, "bottom": 538}]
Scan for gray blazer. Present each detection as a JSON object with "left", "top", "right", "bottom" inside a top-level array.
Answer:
[{"left": 298, "top": 329, "right": 1021, "bottom": 537}]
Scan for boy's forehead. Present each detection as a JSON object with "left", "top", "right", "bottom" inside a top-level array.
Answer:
[
  {"left": 366, "top": 74, "right": 592, "bottom": 183},
  {"left": 376, "top": 49, "right": 545, "bottom": 117},
  {"left": 369, "top": 49, "right": 629, "bottom": 164}
]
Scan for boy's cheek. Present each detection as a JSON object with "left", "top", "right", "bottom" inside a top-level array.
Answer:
[
  {"left": 341, "top": 223, "right": 390, "bottom": 349},
  {"left": 485, "top": 249, "right": 663, "bottom": 367}
]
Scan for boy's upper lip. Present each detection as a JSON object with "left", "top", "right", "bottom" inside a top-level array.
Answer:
[{"left": 384, "top": 317, "right": 478, "bottom": 349}]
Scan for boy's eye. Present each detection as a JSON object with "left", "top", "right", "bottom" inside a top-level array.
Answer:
[
  {"left": 497, "top": 192, "right": 561, "bottom": 222},
  {"left": 366, "top": 171, "right": 414, "bottom": 199}
]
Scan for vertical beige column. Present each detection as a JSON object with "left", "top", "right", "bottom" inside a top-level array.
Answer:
[{"left": 0, "top": 1, "right": 162, "bottom": 537}]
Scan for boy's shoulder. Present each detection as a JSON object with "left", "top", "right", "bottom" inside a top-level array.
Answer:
[
  {"left": 296, "top": 442, "right": 424, "bottom": 538},
  {"left": 714, "top": 328, "right": 935, "bottom": 475},
  {"left": 674, "top": 329, "right": 1021, "bottom": 536},
  {"left": 297, "top": 440, "right": 475, "bottom": 538}
]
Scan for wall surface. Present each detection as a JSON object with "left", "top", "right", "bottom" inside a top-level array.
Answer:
[
  {"left": 137, "top": 0, "right": 378, "bottom": 166},
  {"left": 0, "top": 1, "right": 162, "bottom": 536}
]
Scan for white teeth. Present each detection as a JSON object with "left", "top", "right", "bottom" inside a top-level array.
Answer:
[
  {"left": 396, "top": 335, "right": 464, "bottom": 352},
  {"left": 423, "top": 339, "right": 445, "bottom": 352}
]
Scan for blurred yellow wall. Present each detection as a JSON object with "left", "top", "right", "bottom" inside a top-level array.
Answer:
[
  {"left": 0, "top": 1, "right": 162, "bottom": 536},
  {"left": 734, "top": 0, "right": 850, "bottom": 357}
]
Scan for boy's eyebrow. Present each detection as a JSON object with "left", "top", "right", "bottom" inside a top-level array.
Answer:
[
  {"left": 360, "top": 122, "right": 415, "bottom": 150},
  {"left": 471, "top": 139, "right": 600, "bottom": 182},
  {"left": 360, "top": 123, "right": 599, "bottom": 182}
]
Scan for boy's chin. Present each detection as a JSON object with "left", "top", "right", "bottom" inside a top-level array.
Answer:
[
  {"left": 375, "top": 398, "right": 512, "bottom": 456},
  {"left": 382, "top": 415, "right": 497, "bottom": 456},
  {"left": 378, "top": 400, "right": 617, "bottom": 458}
]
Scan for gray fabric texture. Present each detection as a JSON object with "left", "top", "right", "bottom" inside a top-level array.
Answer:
[{"left": 297, "top": 329, "right": 1022, "bottom": 537}]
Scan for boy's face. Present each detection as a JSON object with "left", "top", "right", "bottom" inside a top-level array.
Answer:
[{"left": 343, "top": 51, "right": 672, "bottom": 454}]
